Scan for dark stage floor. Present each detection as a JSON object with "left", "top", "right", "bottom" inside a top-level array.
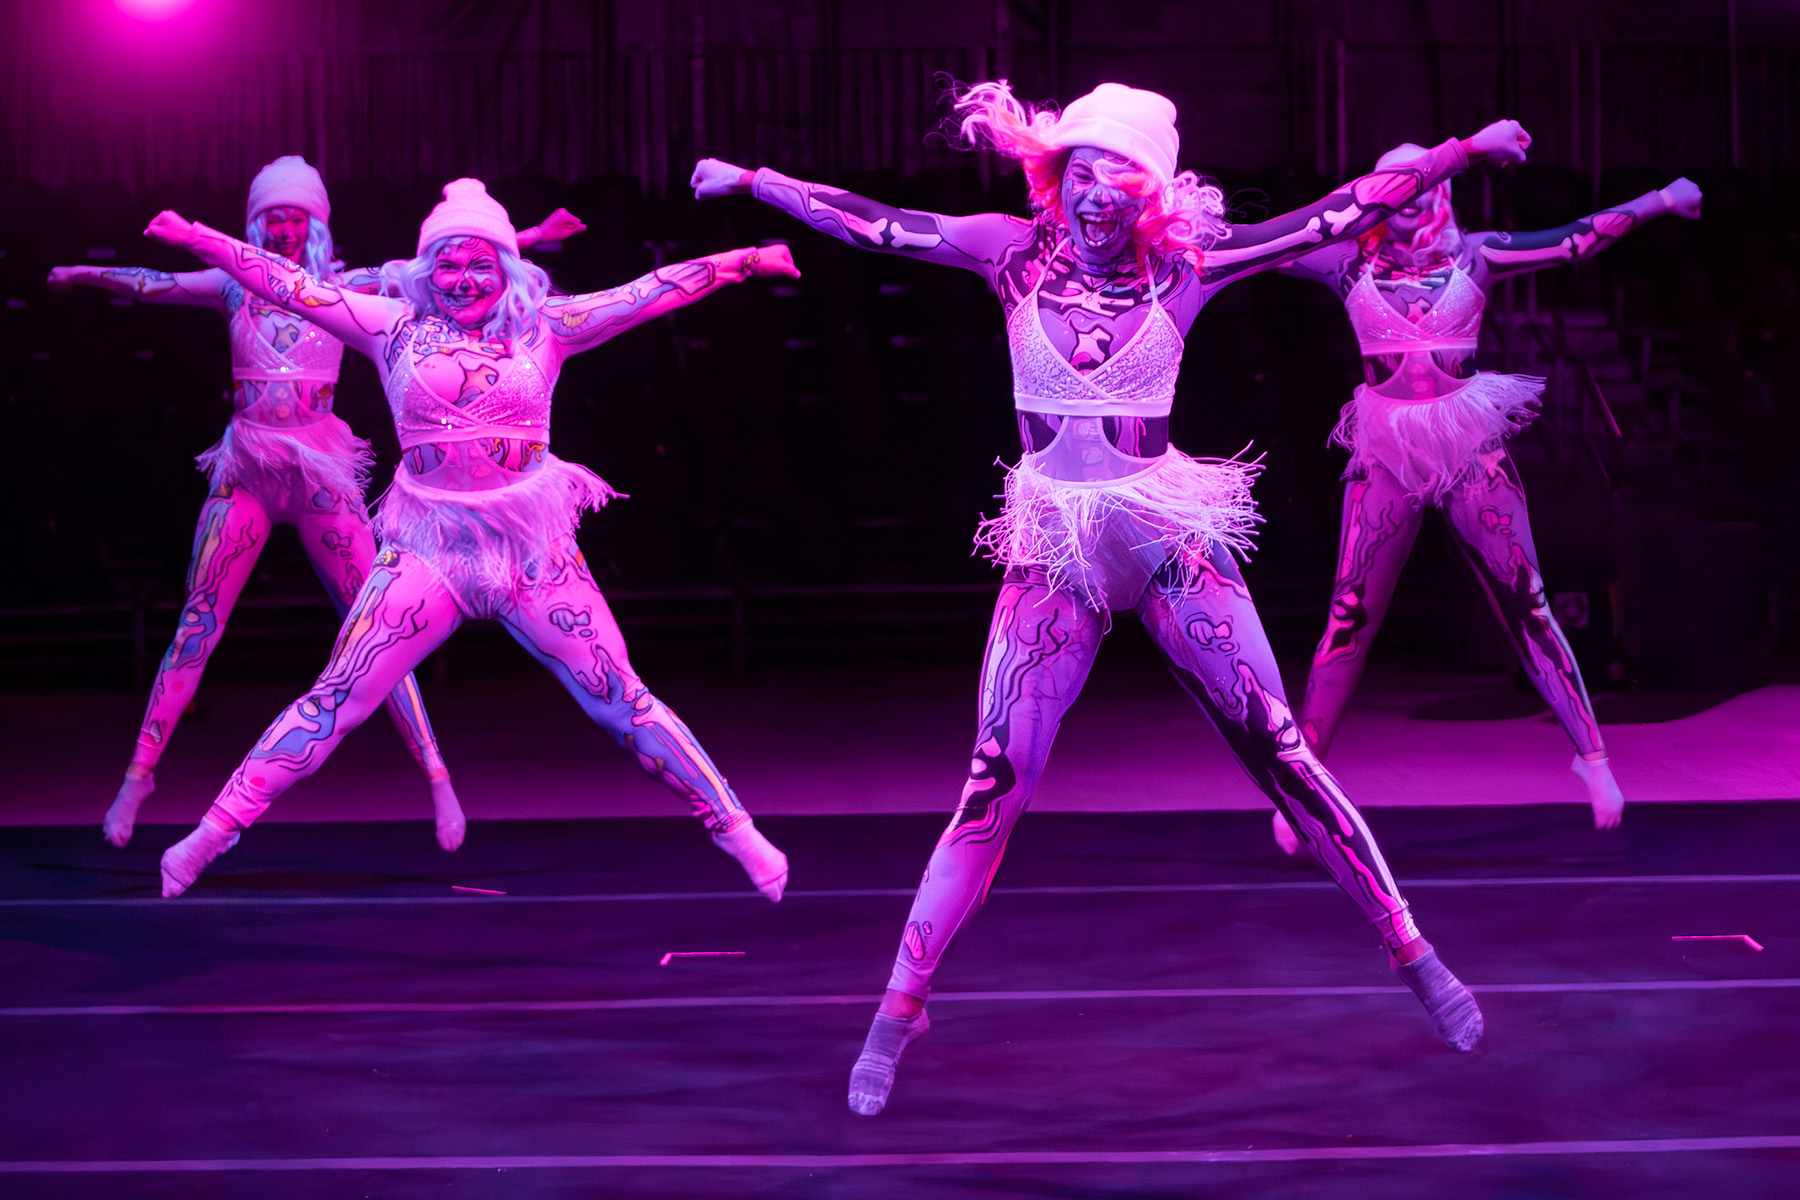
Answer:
[{"left": 3, "top": 805, "right": 1798, "bottom": 1197}]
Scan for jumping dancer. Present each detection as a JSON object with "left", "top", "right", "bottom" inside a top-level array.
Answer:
[
  {"left": 1269, "top": 149, "right": 1703, "bottom": 852},
  {"left": 48, "top": 156, "right": 585, "bottom": 851},
  {"left": 141, "top": 178, "right": 794, "bottom": 901},
  {"left": 694, "top": 82, "right": 1531, "bottom": 1114}
]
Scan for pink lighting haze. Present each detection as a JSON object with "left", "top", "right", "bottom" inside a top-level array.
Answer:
[{"left": 115, "top": 0, "right": 197, "bottom": 20}]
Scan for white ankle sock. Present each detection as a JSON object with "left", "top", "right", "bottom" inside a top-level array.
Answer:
[
  {"left": 848, "top": 1009, "right": 930, "bottom": 1116},
  {"left": 712, "top": 819, "right": 788, "bottom": 902},
  {"left": 104, "top": 768, "right": 156, "bottom": 848},
  {"left": 160, "top": 816, "right": 240, "bottom": 898},
  {"left": 429, "top": 775, "right": 466, "bottom": 852},
  {"left": 1571, "top": 754, "right": 1625, "bottom": 829}
]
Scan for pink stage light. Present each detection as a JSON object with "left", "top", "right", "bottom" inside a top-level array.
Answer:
[{"left": 115, "top": 0, "right": 198, "bottom": 20}]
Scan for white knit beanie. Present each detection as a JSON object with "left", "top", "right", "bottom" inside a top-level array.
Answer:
[
  {"left": 415, "top": 179, "right": 520, "bottom": 258},
  {"left": 246, "top": 156, "right": 330, "bottom": 225},
  {"left": 1046, "top": 83, "right": 1180, "bottom": 186}
]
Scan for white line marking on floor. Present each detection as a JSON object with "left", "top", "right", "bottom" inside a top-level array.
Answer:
[
  {"left": 3, "top": 1135, "right": 1799, "bottom": 1172},
  {"left": 6, "top": 873, "right": 1800, "bottom": 907},
  {"left": 4, "top": 978, "right": 1797, "bottom": 1018}
]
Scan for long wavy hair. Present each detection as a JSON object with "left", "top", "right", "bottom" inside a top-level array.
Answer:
[
  {"left": 247, "top": 212, "right": 338, "bottom": 281},
  {"left": 384, "top": 236, "right": 550, "bottom": 343},
  {"left": 947, "top": 79, "right": 1230, "bottom": 266},
  {"left": 1357, "top": 143, "right": 1466, "bottom": 263}
]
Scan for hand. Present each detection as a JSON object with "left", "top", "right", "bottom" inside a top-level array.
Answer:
[
  {"left": 535, "top": 207, "right": 588, "bottom": 243},
  {"left": 45, "top": 266, "right": 84, "bottom": 292},
  {"left": 733, "top": 243, "right": 800, "bottom": 282},
  {"left": 692, "top": 158, "right": 755, "bottom": 201},
  {"left": 1659, "top": 177, "right": 1703, "bottom": 219},
  {"left": 1463, "top": 119, "right": 1531, "bottom": 166},
  {"left": 143, "top": 210, "right": 196, "bottom": 247}
]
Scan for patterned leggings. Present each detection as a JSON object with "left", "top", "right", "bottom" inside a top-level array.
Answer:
[
  {"left": 131, "top": 480, "right": 447, "bottom": 780},
  {"left": 207, "top": 542, "right": 749, "bottom": 835},
  {"left": 887, "top": 547, "right": 1422, "bottom": 998},
  {"left": 1299, "top": 448, "right": 1604, "bottom": 759}
]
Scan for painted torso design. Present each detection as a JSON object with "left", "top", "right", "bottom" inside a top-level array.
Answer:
[
  {"left": 1007, "top": 251, "right": 1183, "bottom": 421},
  {"left": 1344, "top": 259, "right": 1487, "bottom": 399},
  {"left": 1345, "top": 260, "right": 1485, "bottom": 356},
  {"left": 386, "top": 318, "right": 559, "bottom": 491},
  {"left": 227, "top": 297, "right": 344, "bottom": 425}
]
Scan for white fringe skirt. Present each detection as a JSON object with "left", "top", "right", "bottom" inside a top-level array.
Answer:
[
  {"left": 1332, "top": 371, "right": 1544, "bottom": 504},
  {"left": 974, "top": 447, "right": 1263, "bottom": 610},
  {"left": 195, "top": 413, "right": 373, "bottom": 509},
  {"left": 372, "top": 454, "right": 620, "bottom": 616}
]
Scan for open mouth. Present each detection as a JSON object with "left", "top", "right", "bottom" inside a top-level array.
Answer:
[{"left": 1078, "top": 213, "right": 1120, "bottom": 246}]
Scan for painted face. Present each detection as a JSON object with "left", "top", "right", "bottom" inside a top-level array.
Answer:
[
  {"left": 1385, "top": 183, "right": 1451, "bottom": 244},
  {"left": 430, "top": 237, "right": 506, "bottom": 328},
  {"left": 1061, "top": 147, "right": 1148, "bottom": 265},
  {"left": 260, "top": 206, "right": 312, "bottom": 262}
]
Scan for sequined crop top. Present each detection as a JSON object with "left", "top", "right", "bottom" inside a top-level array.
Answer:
[
  {"left": 386, "top": 322, "right": 558, "bottom": 451},
  {"left": 228, "top": 298, "right": 344, "bottom": 387},
  {"left": 1344, "top": 262, "right": 1485, "bottom": 358},
  {"left": 1008, "top": 248, "right": 1183, "bottom": 419}
]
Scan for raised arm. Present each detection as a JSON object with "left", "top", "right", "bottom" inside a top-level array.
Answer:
[
  {"left": 144, "top": 211, "right": 406, "bottom": 359},
  {"left": 1469, "top": 177, "right": 1702, "bottom": 282},
  {"left": 45, "top": 263, "right": 232, "bottom": 312},
  {"left": 692, "top": 158, "right": 1033, "bottom": 286},
  {"left": 1199, "top": 120, "right": 1530, "bottom": 291},
  {"left": 516, "top": 207, "right": 588, "bottom": 251},
  {"left": 541, "top": 244, "right": 801, "bottom": 357}
]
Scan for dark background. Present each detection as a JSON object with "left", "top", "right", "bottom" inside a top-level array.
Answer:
[{"left": 2, "top": 0, "right": 1796, "bottom": 689}]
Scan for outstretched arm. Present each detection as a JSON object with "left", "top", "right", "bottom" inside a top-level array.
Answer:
[
  {"left": 144, "top": 211, "right": 406, "bottom": 359},
  {"left": 692, "top": 158, "right": 1032, "bottom": 286},
  {"left": 1470, "top": 177, "right": 1702, "bottom": 282},
  {"left": 46, "top": 264, "right": 232, "bottom": 312},
  {"left": 542, "top": 244, "right": 801, "bottom": 357},
  {"left": 1275, "top": 241, "right": 1364, "bottom": 294},
  {"left": 1200, "top": 120, "right": 1531, "bottom": 291}
]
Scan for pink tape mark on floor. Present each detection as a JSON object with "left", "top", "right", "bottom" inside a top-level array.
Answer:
[
  {"left": 658, "top": 951, "right": 747, "bottom": 966},
  {"left": 1671, "top": 934, "right": 1765, "bottom": 951}
]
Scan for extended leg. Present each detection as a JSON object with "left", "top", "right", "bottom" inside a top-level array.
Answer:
[
  {"left": 852, "top": 569, "right": 1106, "bottom": 1115},
  {"left": 106, "top": 485, "right": 271, "bottom": 846},
  {"left": 1441, "top": 450, "right": 1619, "bottom": 827},
  {"left": 1139, "top": 549, "right": 1482, "bottom": 1051},
  {"left": 161, "top": 547, "right": 461, "bottom": 895},
  {"left": 497, "top": 546, "right": 785, "bottom": 900},
  {"left": 1298, "top": 467, "right": 1424, "bottom": 759},
  {"left": 297, "top": 505, "right": 465, "bottom": 850},
  {"left": 1277, "top": 468, "right": 1421, "bottom": 853}
]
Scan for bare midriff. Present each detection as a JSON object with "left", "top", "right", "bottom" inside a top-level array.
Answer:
[{"left": 400, "top": 437, "right": 549, "bottom": 492}]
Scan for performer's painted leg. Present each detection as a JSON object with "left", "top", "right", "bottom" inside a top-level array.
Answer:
[
  {"left": 1139, "top": 549, "right": 1482, "bottom": 1052},
  {"left": 852, "top": 569, "right": 1106, "bottom": 1115},
  {"left": 297, "top": 504, "right": 465, "bottom": 850},
  {"left": 1279, "top": 467, "right": 1422, "bottom": 852},
  {"left": 1441, "top": 449, "right": 1619, "bottom": 827},
  {"left": 497, "top": 546, "right": 785, "bottom": 901},
  {"left": 107, "top": 485, "right": 271, "bottom": 846},
  {"left": 162, "top": 547, "right": 460, "bottom": 895}
]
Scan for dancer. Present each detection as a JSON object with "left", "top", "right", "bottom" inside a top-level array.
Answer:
[
  {"left": 47, "top": 156, "right": 586, "bottom": 851},
  {"left": 1270, "top": 150, "right": 1703, "bottom": 851},
  {"left": 140, "top": 178, "right": 795, "bottom": 902},
  {"left": 694, "top": 82, "right": 1531, "bottom": 1114}
]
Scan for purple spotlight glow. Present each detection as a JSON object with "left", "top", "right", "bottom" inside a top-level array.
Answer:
[{"left": 115, "top": 0, "right": 197, "bottom": 20}]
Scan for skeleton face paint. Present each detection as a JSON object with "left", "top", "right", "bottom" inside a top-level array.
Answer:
[
  {"left": 261, "top": 206, "right": 312, "bottom": 263},
  {"left": 1061, "top": 147, "right": 1147, "bottom": 266},
  {"left": 431, "top": 237, "right": 505, "bottom": 328}
]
